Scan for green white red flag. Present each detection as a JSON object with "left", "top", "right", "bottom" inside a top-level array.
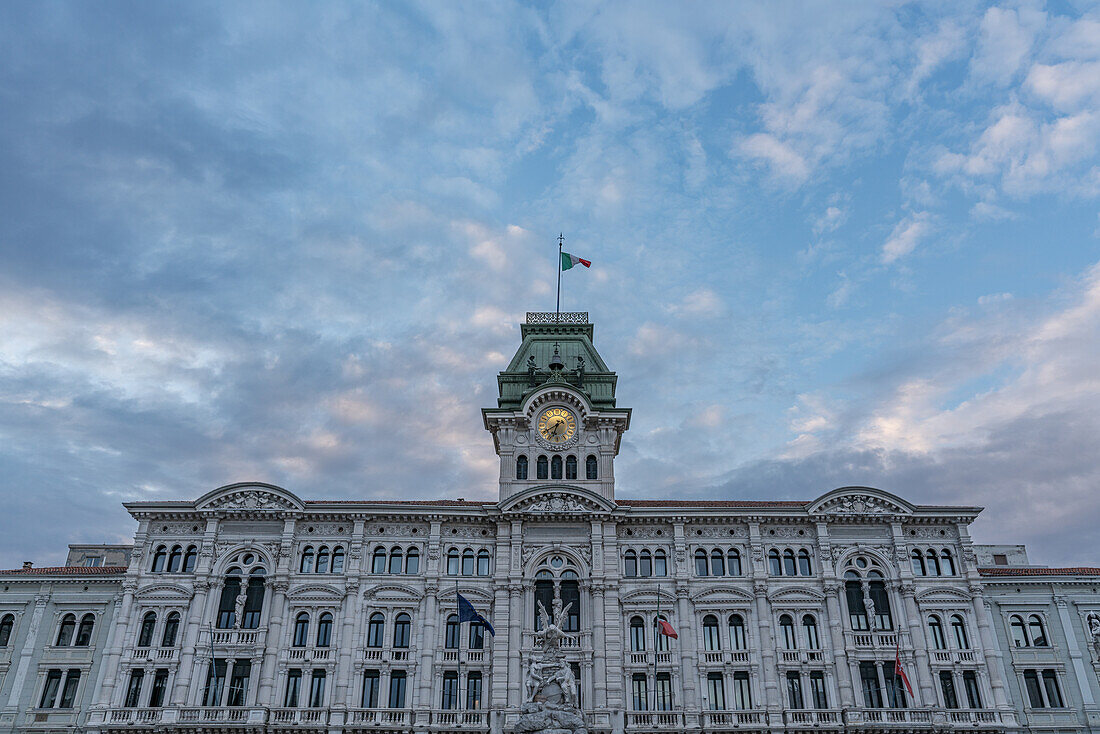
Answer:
[{"left": 561, "top": 252, "right": 591, "bottom": 271}]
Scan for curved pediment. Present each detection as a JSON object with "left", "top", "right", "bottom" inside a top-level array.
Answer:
[
  {"left": 196, "top": 482, "right": 304, "bottom": 512},
  {"left": 807, "top": 487, "right": 913, "bottom": 518},
  {"left": 768, "top": 586, "right": 826, "bottom": 604},
  {"left": 689, "top": 586, "right": 756, "bottom": 604},
  {"left": 363, "top": 583, "right": 422, "bottom": 602},
  {"left": 135, "top": 583, "right": 191, "bottom": 600},
  {"left": 620, "top": 588, "right": 677, "bottom": 606},
  {"left": 499, "top": 485, "right": 616, "bottom": 516},
  {"left": 287, "top": 584, "right": 344, "bottom": 602},
  {"left": 436, "top": 587, "right": 494, "bottom": 604},
  {"left": 915, "top": 587, "right": 973, "bottom": 604}
]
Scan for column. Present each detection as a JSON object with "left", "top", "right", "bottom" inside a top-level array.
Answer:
[
  {"left": 753, "top": 582, "right": 781, "bottom": 712},
  {"left": 4, "top": 592, "right": 51, "bottom": 709},
  {"left": 171, "top": 580, "right": 212, "bottom": 703},
  {"left": 416, "top": 584, "right": 439, "bottom": 711},
  {"left": 899, "top": 583, "right": 935, "bottom": 705},
  {"left": 590, "top": 582, "right": 608, "bottom": 707},
  {"left": 675, "top": 584, "right": 700, "bottom": 709},
  {"left": 1054, "top": 597, "right": 1097, "bottom": 707},
  {"left": 256, "top": 580, "right": 288, "bottom": 704},
  {"left": 969, "top": 586, "right": 1010, "bottom": 709},
  {"left": 96, "top": 582, "right": 137, "bottom": 707},
  {"left": 823, "top": 583, "right": 855, "bottom": 707},
  {"left": 507, "top": 583, "right": 524, "bottom": 708}
]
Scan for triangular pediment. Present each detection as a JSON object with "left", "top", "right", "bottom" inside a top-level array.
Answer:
[
  {"left": 195, "top": 482, "right": 305, "bottom": 512},
  {"left": 499, "top": 485, "right": 616, "bottom": 516}
]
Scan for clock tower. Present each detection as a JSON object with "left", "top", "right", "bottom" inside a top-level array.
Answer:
[{"left": 482, "top": 312, "right": 631, "bottom": 503}]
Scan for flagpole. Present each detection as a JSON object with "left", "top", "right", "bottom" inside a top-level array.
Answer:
[
  {"left": 456, "top": 578, "right": 462, "bottom": 712},
  {"left": 556, "top": 233, "right": 563, "bottom": 317},
  {"left": 652, "top": 584, "right": 660, "bottom": 713}
]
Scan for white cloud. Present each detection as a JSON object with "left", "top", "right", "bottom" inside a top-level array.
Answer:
[
  {"left": 881, "top": 212, "right": 931, "bottom": 264},
  {"left": 969, "top": 6, "right": 1046, "bottom": 87},
  {"left": 738, "top": 133, "right": 811, "bottom": 184}
]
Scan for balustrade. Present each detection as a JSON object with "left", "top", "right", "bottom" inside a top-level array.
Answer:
[
  {"left": 348, "top": 708, "right": 412, "bottom": 725},
  {"left": 626, "top": 711, "right": 684, "bottom": 728},
  {"left": 784, "top": 710, "right": 841, "bottom": 726},
  {"left": 702, "top": 710, "right": 768, "bottom": 727}
]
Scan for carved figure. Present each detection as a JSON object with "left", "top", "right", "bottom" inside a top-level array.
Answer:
[
  {"left": 535, "top": 599, "right": 574, "bottom": 650},
  {"left": 233, "top": 589, "right": 248, "bottom": 629},
  {"left": 524, "top": 658, "right": 545, "bottom": 702},
  {"left": 864, "top": 595, "right": 877, "bottom": 631},
  {"left": 1088, "top": 613, "right": 1100, "bottom": 656}
]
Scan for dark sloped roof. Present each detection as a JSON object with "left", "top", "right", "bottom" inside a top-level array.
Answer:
[
  {"left": 0, "top": 566, "right": 128, "bottom": 576},
  {"left": 979, "top": 566, "right": 1100, "bottom": 577}
]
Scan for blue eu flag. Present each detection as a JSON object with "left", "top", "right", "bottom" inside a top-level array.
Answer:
[{"left": 457, "top": 592, "right": 495, "bottom": 636}]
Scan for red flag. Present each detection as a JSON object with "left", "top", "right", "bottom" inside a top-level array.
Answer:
[
  {"left": 657, "top": 619, "right": 678, "bottom": 639},
  {"left": 895, "top": 644, "right": 914, "bottom": 698}
]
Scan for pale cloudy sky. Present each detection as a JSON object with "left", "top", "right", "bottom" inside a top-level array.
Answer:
[{"left": 1, "top": 1, "right": 1099, "bottom": 568}]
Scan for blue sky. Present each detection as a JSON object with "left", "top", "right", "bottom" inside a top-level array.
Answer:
[{"left": 1, "top": 1, "right": 1099, "bottom": 568}]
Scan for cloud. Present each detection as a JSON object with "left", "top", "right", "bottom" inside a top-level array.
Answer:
[
  {"left": 881, "top": 213, "right": 931, "bottom": 264},
  {"left": 969, "top": 6, "right": 1046, "bottom": 88}
]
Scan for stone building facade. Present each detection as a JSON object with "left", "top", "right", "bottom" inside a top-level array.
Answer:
[{"left": 0, "top": 313, "right": 1097, "bottom": 734}]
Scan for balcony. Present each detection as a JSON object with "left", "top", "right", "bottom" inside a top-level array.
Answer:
[
  {"left": 364, "top": 648, "right": 383, "bottom": 660},
  {"left": 930, "top": 649, "right": 977, "bottom": 664},
  {"left": 107, "top": 708, "right": 163, "bottom": 725},
  {"left": 626, "top": 711, "right": 685, "bottom": 729},
  {"left": 848, "top": 708, "right": 934, "bottom": 727},
  {"left": 784, "top": 710, "right": 842, "bottom": 727},
  {"left": 697, "top": 650, "right": 751, "bottom": 665},
  {"left": 23, "top": 710, "right": 79, "bottom": 727},
  {"left": 270, "top": 708, "right": 330, "bottom": 725},
  {"left": 286, "top": 647, "right": 332, "bottom": 662},
  {"left": 852, "top": 632, "right": 899, "bottom": 649},
  {"left": 1024, "top": 708, "right": 1081, "bottom": 728},
  {"left": 177, "top": 707, "right": 265, "bottom": 725},
  {"left": 129, "top": 647, "right": 178, "bottom": 663},
  {"left": 210, "top": 628, "right": 266, "bottom": 647},
  {"left": 948, "top": 709, "right": 1009, "bottom": 726},
  {"left": 347, "top": 708, "right": 412, "bottom": 726},
  {"left": 779, "top": 650, "right": 825, "bottom": 665},
  {"left": 40, "top": 645, "right": 96, "bottom": 661},
  {"left": 430, "top": 710, "right": 489, "bottom": 728},
  {"left": 629, "top": 651, "right": 675, "bottom": 666},
  {"left": 701, "top": 710, "right": 769, "bottom": 728}
]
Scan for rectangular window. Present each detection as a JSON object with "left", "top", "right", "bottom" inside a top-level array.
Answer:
[
  {"left": 59, "top": 669, "right": 81, "bottom": 708},
  {"left": 883, "top": 663, "right": 907, "bottom": 709},
  {"left": 810, "top": 671, "right": 827, "bottom": 709},
  {"left": 227, "top": 660, "right": 251, "bottom": 707},
  {"left": 847, "top": 583, "right": 869, "bottom": 631},
  {"left": 202, "top": 660, "right": 226, "bottom": 707},
  {"left": 309, "top": 670, "right": 326, "bottom": 707},
  {"left": 85, "top": 557, "right": 103, "bottom": 567},
  {"left": 284, "top": 669, "right": 302, "bottom": 707},
  {"left": 1042, "top": 670, "right": 1063, "bottom": 708},
  {"left": 40, "top": 670, "right": 62, "bottom": 708},
  {"left": 361, "top": 670, "right": 380, "bottom": 708},
  {"left": 631, "top": 673, "right": 648, "bottom": 711},
  {"left": 442, "top": 671, "right": 458, "bottom": 710},
  {"left": 860, "top": 662, "right": 882, "bottom": 708},
  {"left": 786, "top": 672, "right": 804, "bottom": 709},
  {"left": 466, "top": 671, "right": 483, "bottom": 710},
  {"left": 939, "top": 671, "right": 958, "bottom": 709},
  {"left": 655, "top": 673, "right": 672, "bottom": 711},
  {"left": 571, "top": 663, "right": 582, "bottom": 710},
  {"left": 707, "top": 672, "right": 726, "bottom": 710},
  {"left": 388, "top": 670, "right": 407, "bottom": 708},
  {"left": 993, "top": 554, "right": 1008, "bottom": 566},
  {"left": 962, "top": 671, "right": 982, "bottom": 709},
  {"left": 733, "top": 671, "right": 752, "bottom": 710},
  {"left": 124, "top": 669, "right": 145, "bottom": 708},
  {"left": 148, "top": 669, "right": 168, "bottom": 708},
  {"left": 1023, "top": 670, "right": 1044, "bottom": 708}
]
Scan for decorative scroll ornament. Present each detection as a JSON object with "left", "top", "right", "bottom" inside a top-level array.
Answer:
[
  {"left": 204, "top": 489, "right": 297, "bottom": 511},
  {"left": 511, "top": 492, "right": 602, "bottom": 516},
  {"left": 817, "top": 494, "right": 903, "bottom": 516}
]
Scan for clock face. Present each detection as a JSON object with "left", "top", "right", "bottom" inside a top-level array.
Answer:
[{"left": 537, "top": 407, "right": 577, "bottom": 444}]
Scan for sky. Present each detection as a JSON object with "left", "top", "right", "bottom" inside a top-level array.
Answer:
[{"left": 1, "top": 1, "right": 1099, "bottom": 569}]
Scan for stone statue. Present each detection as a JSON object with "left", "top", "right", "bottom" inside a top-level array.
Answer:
[
  {"left": 518, "top": 598, "right": 586, "bottom": 734},
  {"left": 535, "top": 599, "right": 573, "bottom": 650},
  {"left": 1088, "top": 613, "right": 1100, "bottom": 657},
  {"left": 233, "top": 589, "right": 248, "bottom": 629},
  {"left": 864, "top": 595, "right": 877, "bottom": 631}
]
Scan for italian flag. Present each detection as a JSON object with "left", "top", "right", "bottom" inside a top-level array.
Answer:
[
  {"left": 561, "top": 252, "right": 591, "bottom": 270},
  {"left": 657, "top": 619, "right": 678, "bottom": 639}
]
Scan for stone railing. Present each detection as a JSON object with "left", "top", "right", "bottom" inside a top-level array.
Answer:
[
  {"left": 347, "top": 708, "right": 413, "bottom": 725},
  {"left": 701, "top": 710, "right": 769, "bottom": 727},
  {"left": 430, "top": 710, "right": 489, "bottom": 727},
  {"left": 626, "top": 711, "right": 684, "bottom": 728},
  {"left": 784, "top": 709, "right": 842, "bottom": 726},
  {"left": 210, "top": 628, "right": 265, "bottom": 647},
  {"left": 931, "top": 649, "right": 977, "bottom": 664},
  {"left": 851, "top": 632, "right": 899, "bottom": 648},
  {"left": 527, "top": 311, "right": 588, "bottom": 324}
]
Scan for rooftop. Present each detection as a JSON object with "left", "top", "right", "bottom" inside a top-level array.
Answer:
[
  {"left": 0, "top": 565, "right": 128, "bottom": 576},
  {"left": 978, "top": 566, "right": 1100, "bottom": 577}
]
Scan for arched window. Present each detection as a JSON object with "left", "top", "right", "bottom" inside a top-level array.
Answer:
[
  {"left": 551, "top": 455, "right": 563, "bottom": 480},
  {"left": 388, "top": 547, "right": 403, "bottom": 575},
  {"left": 469, "top": 621, "right": 484, "bottom": 650},
  {"left": 293, "top": 613, "right": 310, "bottom": 646},
  {"left": 586, "top": 455, "right": 598, "bottom": 479},
  {"left": 332, "top": 547, "right": 345, "bottom": 574},
  {"left": 167, "top": 546, "right": 182, "bottom": 573},
  {"left": 242, "top": 571, "right": 265, "bottom": 629},
  {"left": 654, "top": 615, "right": 671, "bottom": 651},
  {"left": 728, "top": 614, "right": 747, "bottom": 650},
  {"left": 1010, "top": 615, "right": 1028, "bottom": 647},
  {"left": 797, "top": 550, "right": 812, "bottom": 576},
  {"left": 516, "top": 455, "right": 528, "bottom": 480},
  {"left": 534, "top": 575, "right": 554, "bottom": 629},
  {"left": 316, "top": 546, "right": 330, "bottom": 574},
  {"left": 783, "top": 549, "right": 797, "bottom": 576},
  {"left": 769, "top": 550, "right": 782, "bottom": 576},
  {"left": 561, "top": 579, "right": 580, "bottom": 632},
  {"left": 630, "top": 616, "right": 646, "bottom": 651},
  {"left": 405, "top": 548, "right": 420, "bottom": 575},
  {"left": 566, "top": 455, "right": 578, "bottom": 480},
  {"left": 928, "top": 616, "right": 946, "bottom": 649},
  {"left": 367, "top": 613, "right": 385, "bottom": 648},
  {"left": 695, "top": 549, "right": 708, "bottom": 576},
  {"left": 137, "top": 612, "right": 157, "bottom": 647},
  {"left": 317, "top": 613, "right": 333, "bottom": 647},
  {"left": 727, "top": 549, "right": 742, "bottom": 576},
  {"left": 461, "top": 549, "right": 475, "bottom": 576},
  {"left": 779, "top": 615, "right": 797, "bottom": 650},
  {"left": 802, "top": 615, "right": 819, "bottom": 649},
  {"left": 75, "top": 614, "right": 95, "bottom": 646},
  {"left": 868, "top": 575, "right": 892, "bottom": 630},
  {"left": 300, "top": 546, "right": 315, "bottom": 573},
  {"left": 536, "top": 455, "right": 548, "bottom": 479},
  {"left": 624, "top": 550, "right": 637, "bottom": 578},
  {"left": 477, "top": 550, "right": 491, "bottom": 576},
  {"left": 1029, "top": 615, "right": 1048, "bottom": 647},
  {"left": 447, "top": 549, "right": 460, "bottom": 575},
  {"left": 56, "top": 614, "right": 76, "bottom": 646},
  {"left": 183, "top": 546, "right": 198, "bottom": 572},
  {"left": 951, "top": 615, "right": 969, "bottom": 649},
  {"left": 845, "top": 577, "right": 868, "bottom": 631},
  {"left": 639, "top": 550, "right": 652, "bottom": 578},
  {"left": 926, "top": 549, "right": 941, "bottom": 576},
  {"left": 445, "top": 614, "right": 460, "bottom": 649},
  {"left": 393, "top": 613, "right": 411, "bottom": 648},
  {"left": 218, "top": 571, "right": 241, "bottom": 628},
  {"left": 0, "top": 614, "right": 14, "bottom": 647},
  {"left": 711, "top": 549, "right": 725, "bottom": 577},
  {"left": 372, "top": 547, "right": 386, "bottom": 574},
  {"left": 151, "top": 546, "right": 167, "bottom": 573},
  {"left": 161, "top": 612, "right": 180, "bottom": 647},
  {"left": 703, "top": 615, "right": 721, "bottom": 651},
  {"left": 911, "top": 549, "right": 925, "bottom": 576},
  {"left": 940, "top": 549, "right": 956, "bottom": 575}
]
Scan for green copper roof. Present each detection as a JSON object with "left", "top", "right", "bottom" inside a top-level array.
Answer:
[{"left": 494, "top": 313, "right": 618, "bottom": 409}]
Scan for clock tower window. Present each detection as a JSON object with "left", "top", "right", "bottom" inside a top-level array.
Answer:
[
  {"left": 586, "top": 455, "right": 598, "bottom": 480},
  {"left": 516, "top": 455, "right": 528, "bottom": 480},
  {"left": 565, "top": 455, "right": 577, "bottom": 479},
  {"left": 536, "top": 456, "right": 548, "bottom": 480},
  {"left": 551, "top": 455, "right": 563, "bottom": 480}
]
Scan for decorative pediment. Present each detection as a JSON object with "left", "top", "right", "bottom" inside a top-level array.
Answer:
[
  {"left": 135, "top": 583, "right": 191, "bottom": 600},
  {"left": 196, "top": 482, "right": 305, "bottom": 512},
  {"left": 500, "top": 485, "right": 616, "bottom": 516},
  {"left": 437, "top": 587, "right": 494, "bottom": 604},
  {"left": 915, "top": 587, "right": 973, "bottom": 604},
  {"left": 808, "top": 487, "right": 913, "bottom": 518},
  {"left": 768, "top": 586, "right": 826, "bottom": 604},
  {"left": 620, "top": 588, "right": 677, "bottom": 607},
  {"left": 287, "top": 584, "right": 344, "bottom": 602},
  {"left": 690, "top": 586, "right": 756, "bottom": 604},
  {"left": 363, "top": 583, "right": 422, "bottom": 602}
]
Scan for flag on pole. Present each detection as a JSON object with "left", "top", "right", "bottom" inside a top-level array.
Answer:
[
  {"left": 561, "top": 252, "right": 591, "bottom": 271},
  {"left": 656, "top": 619, "right": 678, "bottom": 639},
  {"left": 457, "top": 592, "right": 496, "bottom": 636},
  {"left": 895, "top": 643, "right": 914, "bottom": 698}
]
